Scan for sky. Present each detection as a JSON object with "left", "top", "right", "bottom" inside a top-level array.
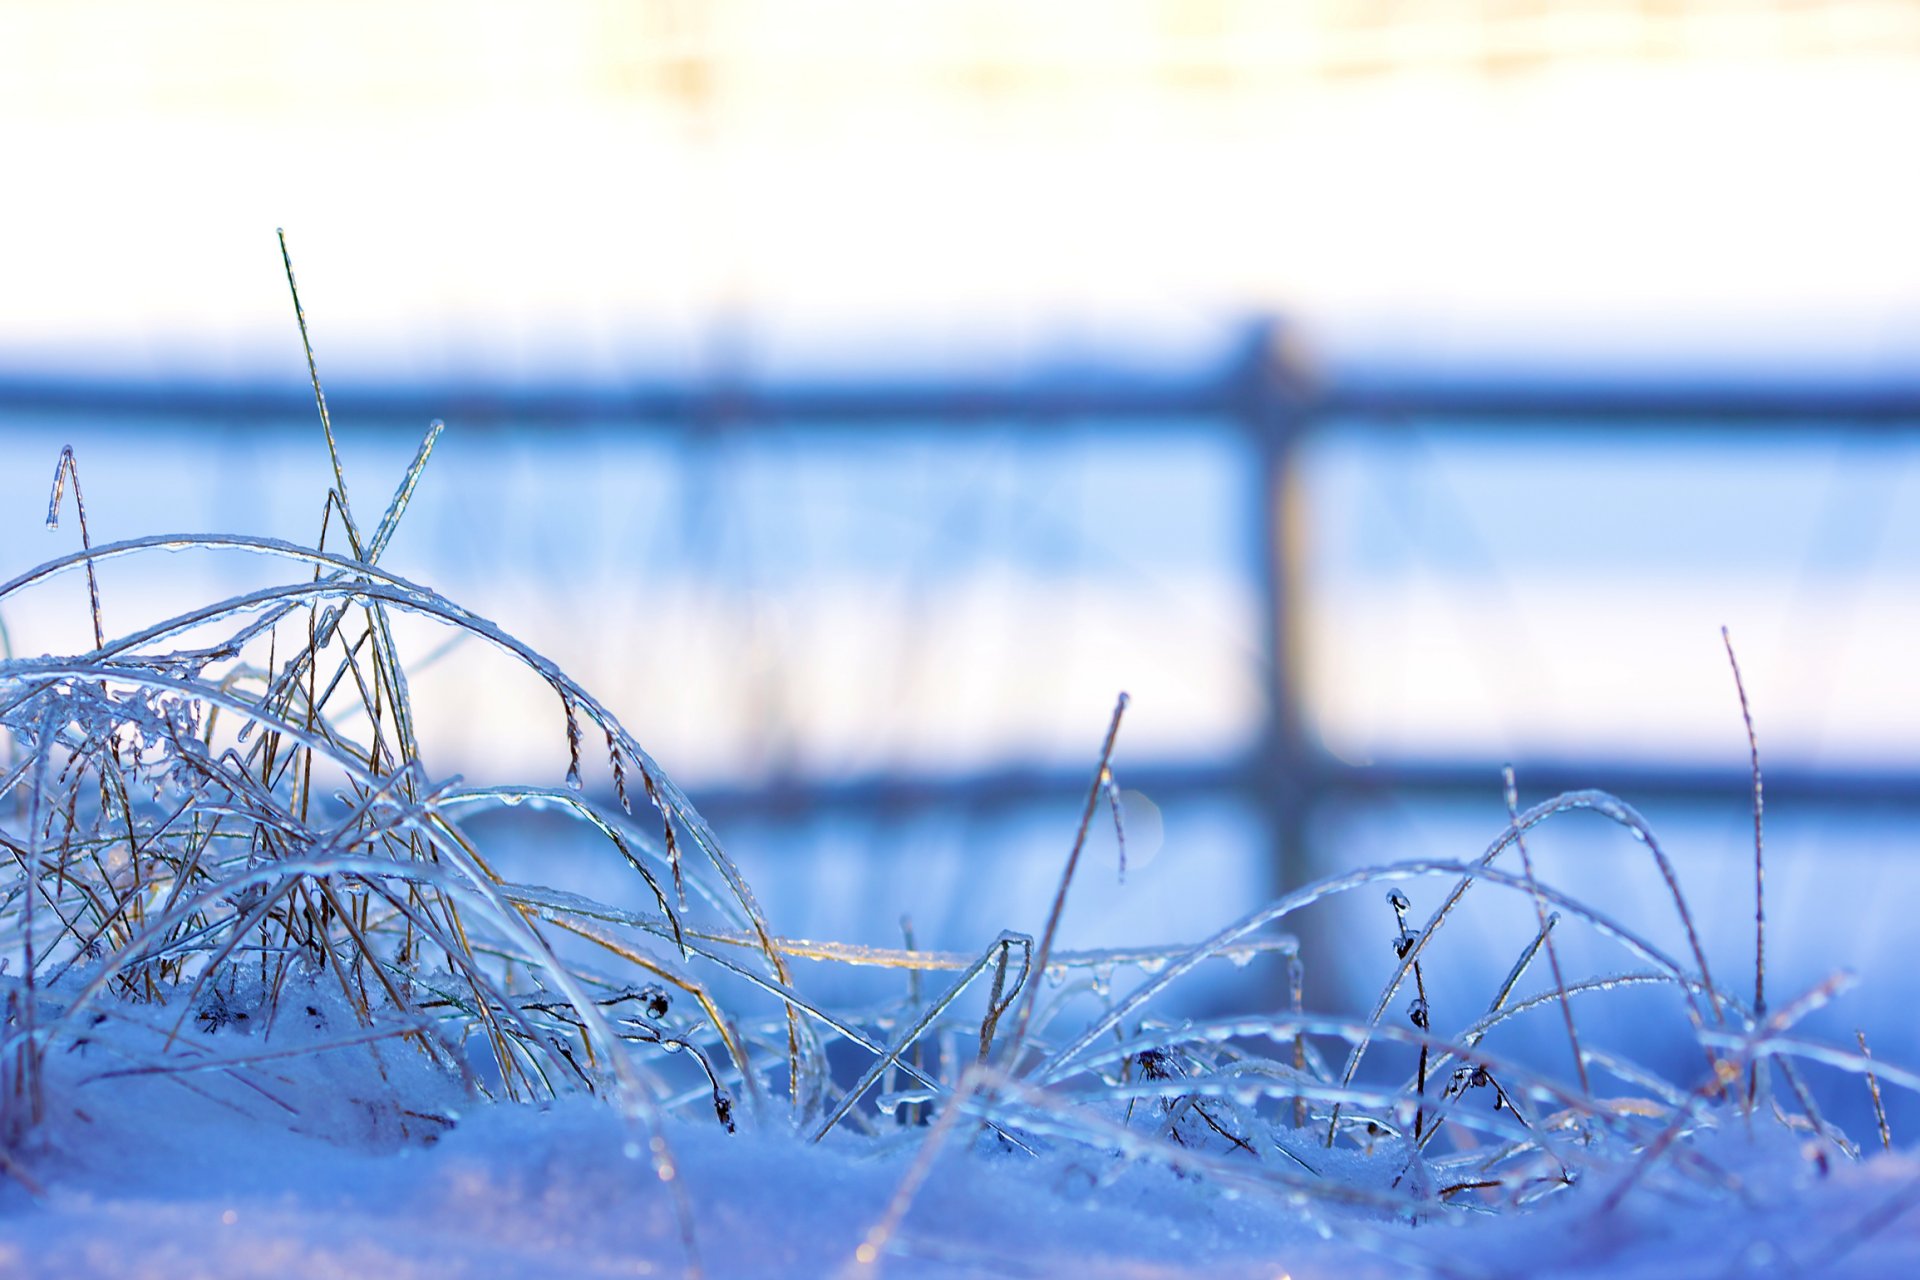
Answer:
[{"left": 3, "top": 2, "right": 1918, "bottom": 385}]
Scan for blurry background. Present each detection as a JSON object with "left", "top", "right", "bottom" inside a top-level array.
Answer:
[{"left": 5, "top": 1, "right": 1920, "bottom": 1125}]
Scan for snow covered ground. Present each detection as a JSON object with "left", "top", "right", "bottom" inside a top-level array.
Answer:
[{"left": 8, "top": 1030, "right": 1920, "bottom": 1280}]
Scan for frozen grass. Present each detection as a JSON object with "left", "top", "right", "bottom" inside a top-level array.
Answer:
[{"left": 2, "top": 246, "right": 1917, "bottom": 1277}]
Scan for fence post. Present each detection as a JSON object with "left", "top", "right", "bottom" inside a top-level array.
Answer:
[{"left": 1241, "top": 318, "right": 1315, "bottom": 894}]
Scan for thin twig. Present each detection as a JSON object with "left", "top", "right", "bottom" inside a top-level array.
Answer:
[
  {"left": 276, "top": 228, "right": 364, "bottom": 559},
  {"left": 45, "top": 446, "right": 105, "bottom": 651},
  {"left": 1388, "top": 887, "right": 1431, "bottom": 1145},
  {"left": 1001, "top": 692, "right": 1129, "bottom": 1072},
  {"left": 1721, "top": 627, "right": 1765, "bottom": 1023},
  {"left": 1506, "top": 765, "right": 1588, "bottom": 1095},
  {"left": 1858, "top": 1029, "right": 1892, "bottom": 1152}
]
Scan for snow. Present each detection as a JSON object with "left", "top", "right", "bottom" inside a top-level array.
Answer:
[
  {"left": 11, "top": 1051, "right": 1920, "bottom": 1280},
  {"left": 3, "top": 960, "right": 1920, "bottom": 1280}
]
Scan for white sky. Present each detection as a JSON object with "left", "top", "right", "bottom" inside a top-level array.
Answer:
[{"left": 2, "top": 2, "right": 1918, "bottom": 384}]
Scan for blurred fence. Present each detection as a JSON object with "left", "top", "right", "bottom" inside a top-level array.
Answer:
[{"left": 6, "top": 318, "right": 1920, "bottom": 893}]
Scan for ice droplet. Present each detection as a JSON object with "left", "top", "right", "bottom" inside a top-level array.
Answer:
[{"left": 564, "top": 762, "right": 584, "bottom": 792}]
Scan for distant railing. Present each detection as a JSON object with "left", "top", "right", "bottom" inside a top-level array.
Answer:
[{"left": 7, "top": 320, "right": 1920, "bottom": 888}]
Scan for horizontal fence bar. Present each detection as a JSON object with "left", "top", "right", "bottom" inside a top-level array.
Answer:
[
  {"left": 1317, "top": 755, "right": 1920, "bottom": 813},
  {"left": 673, "top": 754, "right": 1920, "bottom": 824},
  {"left": 6, "top": 342, "right": 1920, "bottom": 433},
  {"left": 0, "top": 330, "right": 1278, "bottom": 431},
  {"left": 6, "top": 382, "right": 1920, "bottom": 431},
  {"left": 0, "top": 377, "right": 1251, "bottom": 431},
  {"left": 1321, "top": 379, "right": 1920, "bottom": 426}
]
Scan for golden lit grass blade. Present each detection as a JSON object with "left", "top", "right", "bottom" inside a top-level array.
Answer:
[
  {"left": 1721, "top": 626, "right": 1766, "bottom": 1022},
  {"left": 277, "top": 228, "right": 364, "bottom": 559},
  {"left": 366, "top": 419, "right": 445, "bottom": 566},
  {"left": 1859, "top": 1029, "right": 1893, "bottom": 1151},
  {"left": 44, "top": 446, "right": 105, "bottom": 652},
  {"left": 438, "top": 787, "right": 688, "bottom": 954},
  {"left": 812, "top": 933, "right": 1030, "bottom": 1144}
]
